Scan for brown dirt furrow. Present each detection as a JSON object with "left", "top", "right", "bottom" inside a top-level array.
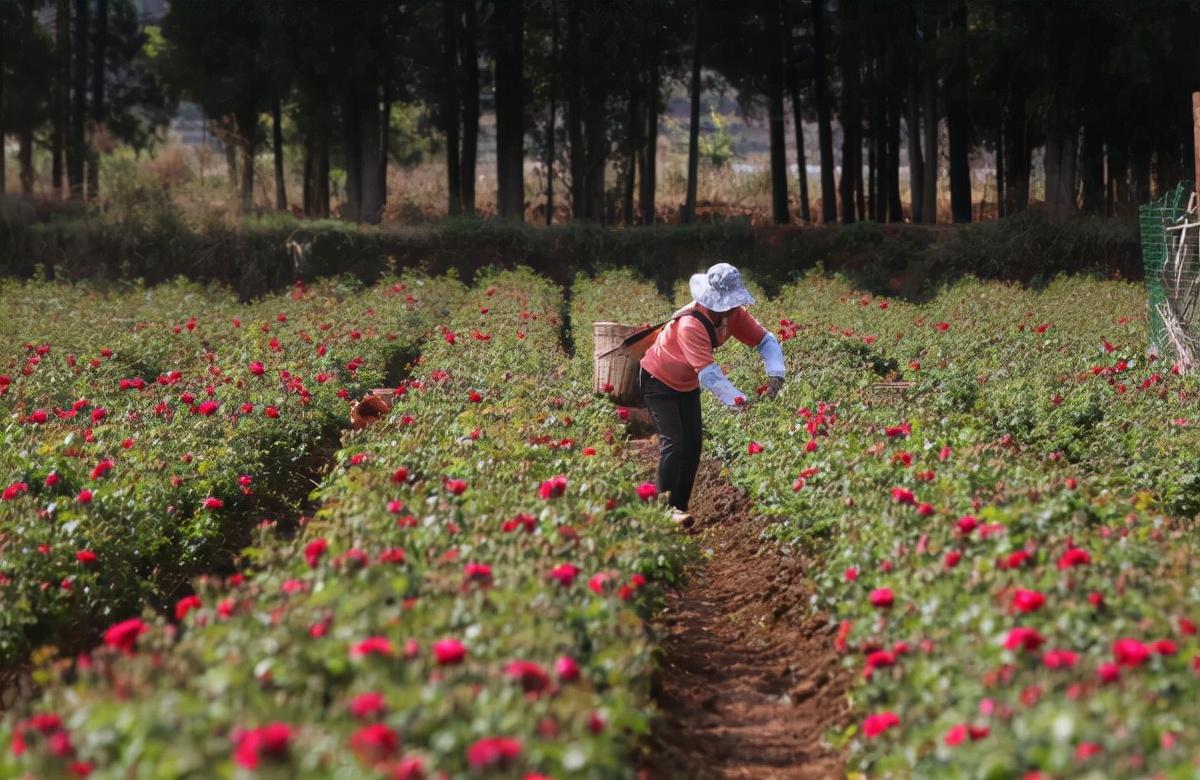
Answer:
[{"left": 634, "top": 442, "right": 849, "bottom": 780}]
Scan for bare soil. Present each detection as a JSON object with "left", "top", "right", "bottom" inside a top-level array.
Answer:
[{"left": 631, "top": 440, "right": 849, "bottom": 779}]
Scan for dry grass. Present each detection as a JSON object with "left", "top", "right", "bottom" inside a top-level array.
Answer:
[{"left": 8, "top": 139, "right": 1021, "bottom": 227}]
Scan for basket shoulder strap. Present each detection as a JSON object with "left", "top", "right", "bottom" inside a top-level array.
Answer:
[{"left": 684, "top": 309, "right": 719, "bottom": 349}]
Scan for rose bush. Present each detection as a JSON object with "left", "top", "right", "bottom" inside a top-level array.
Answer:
[{"left": 0, "top": 269, "right": 688, "bottom": 777}]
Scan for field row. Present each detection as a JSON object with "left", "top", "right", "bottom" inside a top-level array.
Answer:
[{"left": 0, "top": 271, "right": 687, "bottom": 777}]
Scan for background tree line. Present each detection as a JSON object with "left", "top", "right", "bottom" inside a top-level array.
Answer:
[{"left": 2, "top": 0, "right": 1198, "bottom": 226}]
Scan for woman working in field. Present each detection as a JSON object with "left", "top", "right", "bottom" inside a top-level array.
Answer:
[{"left": 639, "top": 263, "right": 786, "bottom": 525}]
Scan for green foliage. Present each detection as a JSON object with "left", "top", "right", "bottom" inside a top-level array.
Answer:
[
  {"left": 0, "top": 269, "right": 688, "bottom": 778},
  {"left": 698, "top": 105, "right": 736, "bottom": 168}
]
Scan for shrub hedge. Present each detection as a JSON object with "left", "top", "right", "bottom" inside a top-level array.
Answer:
[{"left": 0, "top": 200, "right": 1140, "bottom": 301}]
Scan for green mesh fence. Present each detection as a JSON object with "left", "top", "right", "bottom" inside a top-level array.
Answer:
[{"left": 1140, "top": 181, "right": 1193, "bottom": 354}]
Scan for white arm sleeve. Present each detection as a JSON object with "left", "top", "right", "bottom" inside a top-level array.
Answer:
[
  {"left": 757, "top": 332, "right": 786, "bottom": 378},
  {"left": 698, "top": 363, "right": 747, "bottom": 407}
]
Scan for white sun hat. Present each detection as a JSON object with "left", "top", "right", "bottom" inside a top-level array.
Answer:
[{"left": 689, "top": 263, "right": 756, "bottom": 312}]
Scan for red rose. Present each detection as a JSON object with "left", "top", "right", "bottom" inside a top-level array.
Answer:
[
  {"left": 1003, "top": 627, "right": 1044, "bottom": 652},
  {"left": 1011, "top": 589, "right": 1046, "bottom": 613},
  {"left": 549, "top": 563, "right": 580, "bottom": 586},
  {"left": 304, "top": 538, "right": 329, "bottom": 568},
  {"left": 175, "top": 595, "right": 202, "bottom": 621},
  {"left": 555, "top": 655, "right": 581, "bottom": 682},
  {"left": 103, "top": 618, "right": 147, "bottom": 653},
  {"left": 433, "top": 638, "right": 466, "bottom": 665},
  {"left": 537, "top": 475, "right": 568, "bottom": 500},
  {"left": 862, "top": 711, "right": 899, "bottom": 738},
  {"left": 350, "top": 636, "right": 393, "bottom": 659},
  {"left": 1057, "top": 547, "right": 1091, "bottom": 569},
  {"left": 1112, "top": 637, "right": 1150, "bottom": 668},
  {"left": 505, "top": 660, "right": 551, "bottom": 695},
  {"left": 232, "top": 723, "right": 292, "bottom": 770},
  {"left": 350, "top": 723, "right": 399, "bottom": 765},
  {"left": 869, "top": 588, "right": 894, "bottom": 609},
  {"left": 466, "top": 737, "right": 521, "bottom": 769},
  {"left": 348, "top": 692, "right": 386, "bottom": 720}
]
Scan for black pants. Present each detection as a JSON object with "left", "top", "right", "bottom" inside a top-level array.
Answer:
[{"left": 640, "top": 367, "right": 702, "bottom": 511}]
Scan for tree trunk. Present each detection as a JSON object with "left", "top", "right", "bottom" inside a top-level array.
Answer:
[
  {"left": 316, "top": 121, "right": 330, "bottom": 217},
  {"left": 544, "top": 0, "right": 558, "bottom": 225},
  {"left": 18, "top": 130, "right": 33, "bottom": 196},
  {"left": 1003, "top": 92, "right": 1028, "bottom": 213},
  {"left": 494, "top": 0, "right": 524, "bottom": 221},
  {"left": 224, "top": 135, "right": 238, "bottom": 191},
  {"left": 0, "top": 5, "right": 5, "bottom": 197},
  {"left": 566, "top": 1, "right": 584, "bottom": 220},
  {"left": 52, "top": 0, "right": 69, "bottom": 197},
  {"left": 343, "top": 91, "right": 362, "bottom": 221},
  {"left": 683, "top": 0, "right": 701, "bottom": 224},
  {"left": 359, "top": 90, "right": 385, "bottom": 224},
  {"left": 272, "top": 93, "right": 287, "bottom": 210},
  {"left": 443, "top": 0, "right": 461, "bottom": 216},
  {"left": 624, "top": 86, "right": 639, "bottom": 225},
  {"left": 379, "top": 93, "right": 391, "bottom": 208},
  {"left": 867, "top": 55, "right": 879, "bottom": 220},
  {"left": 840, "top": 0, "right": 863, "bottom": 223},
  {"left": 303, "top": 134, "right": 314, "bottom": 215},
  {"left": 1080, "top": 122, "right": 1105, "bottom": 214},
  {"left": 584, "top": 96, "right": 606, "bottom": 222},
  {"left": 922, "top": 65, "right": 937, "bottom": 222},
  {"left": 1109, "top": 145, "right": 1129, "bottom": 216},
  {"left": 767, "top": 49, "right": 789, "bottom": 225},
  {"left": 907, "top": 77, "right": 924, "bottom": 223},
  {"left": 784, "top": 2, "right": 810, "bottom": 223},
  {"left": 1044, "top": 128, "right": 1077, "bottom": 219},
  {"left": 460, "top": 0, "right": 479, "bottom": 215},
  {"left": 1132, "top": 145, "right": 1151, "bottom": 205},
  {"left": 68, "top": 0, "right": 88, "bottom": 201},
  {"left": 1154, "top": 137, "right": 1182, "bottom": 197},
  {"left": 88, "top": 0, "right": 107, "bottom": 201},
  {"left": 887, "top": 93, "right": 903, "bottom": 221},
  {"left": 867, "top": 117, "right": 876, "bottom": 220},
  {"left": 995, "top": 118, "right": 1005, "bottom": 218},
  {"left": 946, "top": 0, "right": 971, "bottom": 222},
  {"left": 639, "top": 62, "right": 659, "bottom": 225},
  {"left": 239, "top": 104, "right": 256, "bottom": 214},
  {"left": 811, "top": 0, "right": 836, "bottom": 223}
]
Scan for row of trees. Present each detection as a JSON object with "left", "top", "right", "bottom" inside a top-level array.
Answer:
[
  {"left": 2, "top": 0, "right": 1198, "bottom": 224},
  {"left": 0, "top": 0, "right": 170, "bottom": 202}
]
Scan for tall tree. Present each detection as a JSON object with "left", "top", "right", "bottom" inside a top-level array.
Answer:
[
  {"left": 69, "top": 0, "right": 88, "bottom": 200},
  {"left": 271, "top": 92, "right": 286, "bottom": 210},
  {"left": 0, "top": 5, "right": 6, "bottom": 197},
  {"left": 544, "top": 0, "right": 558, "bottom": 225},
  {"left": 52, "top": 0, "right": 69, "bottom": 197},
  {"left": 162, "top": 0, "right": 269, "bottom": 213},
  {"left": 766, "top": 22, "right": 789, "bottom": 224},
  {"left": 906, "top": 6, "right": 924, "bottom": 223},
  {"left": 838, "top": 0, "right": 862, "bottom": 223},
  {"left": 442, "top": 0, "right": 462, "bottom": 215},
  {"left": 945, "top": 0, "right": 971, "bottom": 222},
  {"left": 564, "top": 0, "right": 585, "bottom": 219},
  {"left": 682, "top": 0, "right": 701, "bottom": 224},
  {"left": 494, "top": 0, "right": 524, "bottom": 221},
  {"left": 782, "top": 0, "right": 810, "bottom": 222},
  {"left": 810, "top": 0, "right": 835, "bottom": 222},
  {"left": 638, "top": 52, "right": 660, "bottom": 225},
  {"left": 459, "top": 0, "right": 479, "bottom": 215},
  {"left": 87, "top": 0, "right": 107, "bottom": 201}
]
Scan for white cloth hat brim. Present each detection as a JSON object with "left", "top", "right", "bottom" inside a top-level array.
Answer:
[{"left": 689, "top": 272, "right": 756, "bottom": 312}]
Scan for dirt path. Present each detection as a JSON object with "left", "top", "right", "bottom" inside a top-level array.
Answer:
[{"left": 632, "top": 439, "right": 848, "bottom": 779}]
